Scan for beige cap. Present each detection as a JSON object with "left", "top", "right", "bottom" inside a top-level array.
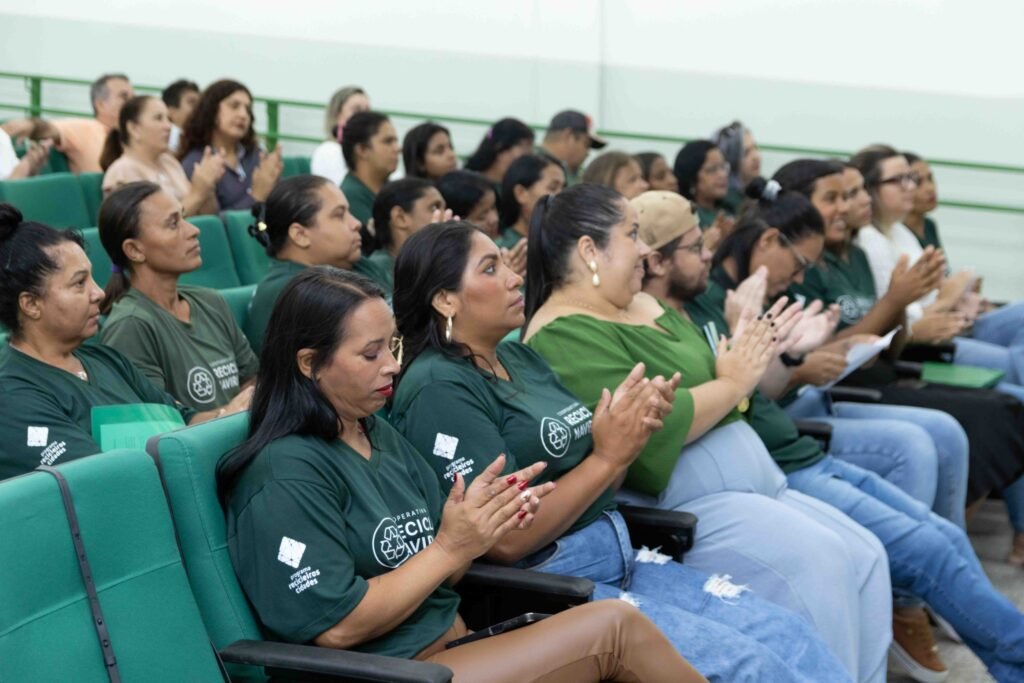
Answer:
[{"left": 630, "top": 191, "right": 699, "bottom": 250}]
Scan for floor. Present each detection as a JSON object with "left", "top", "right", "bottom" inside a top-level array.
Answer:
[{"left": 887, "top": 500, "right": 1022, "bottom": 682}]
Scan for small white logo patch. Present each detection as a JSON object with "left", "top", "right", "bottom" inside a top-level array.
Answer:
[
  {"left": 433, "top": 433, "right": 459, "bottom": 460},
  {"left": 277, "top": 536, "right": 306, "bottom": 569},
  {"left": 27, "top": 426, "right": 49, "bottom": 447},
  {"left": 186, "top": 366, "right": 217, "bottom": 404}
]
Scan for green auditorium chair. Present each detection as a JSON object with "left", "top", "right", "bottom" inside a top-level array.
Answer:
[
  {"left": 180, "top": 215, "right": 242, "bottom": 290},
  {"left": 147, "top": 414, "right": 596, "bottom": 682},
  {"left": 40, "top": 147, "right": 71, "bottom": 175},
  {"left": 281, "top": 156, "right": 311, "bottom": 178},
  {"left": 80, "top": 227, "right": 114, "bottom": 289},
  {"left": 0, "top": 173, "right": 91, "bottom": 228},
  {"left": 218, "top": 284, "right": 256, "bottom": 330},
  {"left": 78, "top": 172, "right": 104, "bottom": 224},
  {"left": 223, "top": 210, "right": 271, "bottom": 285}
]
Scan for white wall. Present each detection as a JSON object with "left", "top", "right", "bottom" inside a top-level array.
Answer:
[{"left": 2, "top": 0, "right": 1022, "bottom": 296}]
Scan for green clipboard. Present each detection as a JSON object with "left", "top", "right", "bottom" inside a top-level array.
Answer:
[
  {"left": 921, "top": 362, "right": 1005, "bottom": 389},
  {"left": 90, "top": 403, "right": 186, "bottom": 452}
]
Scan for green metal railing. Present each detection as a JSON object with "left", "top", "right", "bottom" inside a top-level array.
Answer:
[{"left": 2, "top": 70, "right": 1022, "bottom": 216}]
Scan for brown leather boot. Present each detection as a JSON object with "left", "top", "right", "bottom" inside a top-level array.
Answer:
[{"left": 890, "top": 607, "right": 949, "bottom": 682}]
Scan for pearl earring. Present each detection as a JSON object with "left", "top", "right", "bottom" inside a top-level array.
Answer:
[
  {"left": 588, "top": 260, "right": 600, "bottom": 288},
  {"left": 445, "top": 314, "right": 453, "bottom": 343}
]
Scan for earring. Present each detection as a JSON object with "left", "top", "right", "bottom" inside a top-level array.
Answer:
[
  {"left": 588, "top": 260, "right": 600, "bottom": 287},
  {"left": 445, "top": 314, "right": 453, "bottom": 343}
]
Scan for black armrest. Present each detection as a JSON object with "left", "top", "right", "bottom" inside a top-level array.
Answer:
[
  {"left": 893, "top": 360, "right": 924, "bottom": 379},
  {"left": 618, "top": 505, "right": 697, "bottom": 562},
  {"left": 794, "top": 419, "right": 833, "bottom": 451},
  {"left": 900, "top": 342, "right": 954, "bottom": 364},
  {"left": 219, "top": 639, "right": 452, "bottom": 683},
  {"left": 826, "top": 386, "right": 883, "bottom": 403},
  {"left": 456, "top": 563, "right": 593, "bottom": 629}
]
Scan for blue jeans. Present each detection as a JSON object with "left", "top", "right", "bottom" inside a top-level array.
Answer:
[
  {"left": 785, "top": 387, "right": 969, "bottom": 528},
  {"left": 616, "top": 421, "right": 890, "bottom": 683},
  {"left": 973, "top": 301, "right": 1024, "bottom": 379},
  {"left": 520, "top": 511, "right": 851, "bottom": 683},
  {"left": 787, "top": 456, "right": 1024, "bottom": 682},
  {"left": 955, "top": 335, "right": 1022, "bottom": 384}
]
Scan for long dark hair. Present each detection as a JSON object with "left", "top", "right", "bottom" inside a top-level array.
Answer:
[
  {"left": 673, "top": 140, "right": 716, "bottom": 200},
  {"left": 367, "top": 178, "right": 435, "bottom": 254},
  {"left": 402, "top": 122, "right": 452, "bottom": 179},
  {"left": 100, "top": 95, "right": 156, "bottom": 171},
  {"left": 0, "top": 204, "right": 85, "bottom": 338},
  {"left": 499, "top": 153, "right": 557, "bottom": 228},
  {"left": 712, "top": 178, "right": 824, "bottom": 281},
  {"left": 772, "top": 159, "right": 845, "bottom": 198},
  {"left": 98, "top": 181, "right": 163, "bottom": 314},
  {"left": 523, "top": 184, "right": 624, "bottom": 327},
  {"left": 216, "top": 267, "right": 385, "bottom": 500},
  {"left": 177, "top": 80, "right": 256, "bottom": 159},
  {"left": 341, "top": 111, "right": 390, "bottom": 169},
  {"left": 248, "top": 175, "right": 333, "bottom": 258},
  {"left": 464, "top": 118, "right": 534, "bottom": 174},
  {"left": 436, "top": 170, "right": 496, "bottom": 218},
  {"left": 392, "top": 221, "right": 480, "bottom": 387}
]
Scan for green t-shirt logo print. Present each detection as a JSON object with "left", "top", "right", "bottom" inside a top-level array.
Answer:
[
  {"left": 187, "top": 366, "right": 217, "bottom": 404},
  {"left": 540, "top": 417, "right": 571, "bottom": 458}
]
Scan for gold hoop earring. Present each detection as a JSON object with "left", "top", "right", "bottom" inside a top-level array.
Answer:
[
  {"left": 588, "top": 260, "right": 600, "bottom": 287},
  {"left": 445, "top": 314, "right": 453, "bottom": 343}
]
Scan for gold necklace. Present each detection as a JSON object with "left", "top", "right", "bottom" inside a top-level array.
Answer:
[{"left": 555, "top": 295, "right": 629, "bottom": 321}]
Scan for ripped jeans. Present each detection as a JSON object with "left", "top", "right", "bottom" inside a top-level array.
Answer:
[{"left": 517, "top": 510, "right": 851, "bottom": 683}]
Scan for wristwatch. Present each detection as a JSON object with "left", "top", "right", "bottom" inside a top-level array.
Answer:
[{"left": 780, "top": 352, "right": 805, "bottom": 367}]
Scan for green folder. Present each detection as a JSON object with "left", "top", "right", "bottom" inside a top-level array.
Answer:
[
  {"left": 90, "top": 403, "right": 186, "bottom": 452},
  {"left": 921, "top": 362, "right": 1004, "bottom": 389}
]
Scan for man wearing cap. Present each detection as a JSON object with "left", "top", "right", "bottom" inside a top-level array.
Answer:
[{"left": 540, "top": 109, "right": 606, "bottom": 186}]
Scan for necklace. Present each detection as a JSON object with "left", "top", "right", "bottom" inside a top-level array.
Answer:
[{"left": 555, "top": 295, "right": 629, "bottom": 321}]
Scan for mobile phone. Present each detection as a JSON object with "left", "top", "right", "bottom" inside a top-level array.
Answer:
[{"left": 444, "top": 612, "right": 550, "bottom": 649}]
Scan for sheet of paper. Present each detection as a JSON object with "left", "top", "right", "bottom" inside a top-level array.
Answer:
[
  {"left": 90, "top": 403, "right": 186, "bottom": 452},
  {"left": 819, "top": 327, "right": 900, "bottom": 390}
]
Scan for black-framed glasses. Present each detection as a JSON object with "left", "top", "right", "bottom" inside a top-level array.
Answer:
[
  {"left": 389, "top": 335, "right": 404, "bottom": 366},
  {"left": 877, "top": 172, "right": 920, "bottom": 188},
  {"left": 779, "top": 233, "right": 811, "bottom": 275}
]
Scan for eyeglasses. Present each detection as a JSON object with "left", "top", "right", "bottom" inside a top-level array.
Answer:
[
  {"left": 701, "top": 161, "right": 731, "bottom": 175},
  {"left": 676, "top": 236, "right": 705, "bottom": 255},
  {"left": 779, "top": 233, "right": 811, "bottom": 276},
  {"left": 389, "top": 335, "right": 404, "bottom": 366},
  {"left": 877, "top": 172, "right": 920, "bottom": 188}
]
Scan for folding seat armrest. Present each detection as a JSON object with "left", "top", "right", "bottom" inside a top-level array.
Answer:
[
  {"left": 900, "top": 342, "right": 955, "bottom": 364},
  {"left": 892, "top": 360, "right": 924, "bottom": 379},
  {"left": 457, "top": 563, "right": 593, "bottom": 628},
  {"left": 793, "top": 419, "right": 833, "bottom": 451},
  {"left": 826, "top": 386, "right": 883, "bottom": 403},
  {"left": 219, "top": 639, "right": 452, "bottom": 683},
  {"left": 618, "top": 505, "right": 697, "bottom": 562}
]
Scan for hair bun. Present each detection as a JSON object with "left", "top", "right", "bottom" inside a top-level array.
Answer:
[
  {"left": 0, "top": 203, "right": 24, "bottom": 242},
  {"left": 744, "top": 177, "right": 767, "bottom": 200},
  {"left": 743, "top": 177, "right": 781, "bottom": 203}
]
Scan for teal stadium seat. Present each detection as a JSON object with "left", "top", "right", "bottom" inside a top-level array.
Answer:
[
  {"left": 80, "top": 227, "right": 113, "bottom": 289},
  {"left": 224, "top": 210, "right": 271, "bottom": 285},
  {"left": 0, "top": 173, "right": 91, "bottom": 228},
  {"left": 0, "top": 450, "right": 226, "bottom": 682},
  {"left": 78, "top": 172, "right": 104, "bottom": 225},
  {"left": 281, "top": 156, "right": 311, "bottom": 178},
  {"left": 40, "top": 147, "right": 71, "bottom": 175},
  {"left": 180, "top": 215, "right": 242, "bottom": 289},
  {"left": 218, "top": 284, "right": 256, "bottom": 330}
]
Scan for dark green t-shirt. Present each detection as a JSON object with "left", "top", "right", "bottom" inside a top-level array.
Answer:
[
  {"left": 694, "top": 202, "right": 734, "bottom": 230},
  {"left": 363, "top": 249, "right": 395, "bottom": 296},
  {"left": 684, "top": 272, "right": 825, "bottom": 474},
  {"left": 495, "top": 226, "right": 525, "bottom": 250},
  {"left": 340, "top": 173, "right": 376, "bottom": 227},
  {"left": 390, "top": 342, "right": 610, "bottom": 535},
  {"left": 790, "top": 246, "right": 878, "bottom": 331},
  {"left": 0, "top": 344, "right": 194, "bottom": 480},
  {"left": 527, "top": 300, "right": 739, "bottom": 496},
  {"left": 101, "top": 286, "right": 259, "bottom": 411},
  {"left": 225, "top": 420, "right": 459, "bottom": 656},
  {"left": 245, "top": 258, "right": 390, "bottom": 355},
  {"left": 916, "top": 217, "right": 943, "bottom": 251}
]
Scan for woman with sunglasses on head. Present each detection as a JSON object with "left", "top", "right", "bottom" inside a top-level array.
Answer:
[
  {"left": 218, "top": 266, "right": 705, "bottom": 683},
  {"left": 389, "top": 220, "right": 852, "bottom": 683}
]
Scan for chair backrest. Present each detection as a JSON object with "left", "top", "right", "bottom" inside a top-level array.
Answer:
[
  {"left": 78, "top": 172, "right": 104, "bottom": 225},
  {"left": 80, "top": 226, "right": 114, "bottom": 289},
  {"left": 41, "top": 147, "right": 71, "bottom": 174},
  {"left": 217, "top": 284, "right": 257, "bottom": 330},
  {"left": 147, "top": 413, "right": 266, "bottom": 681},
  {"left": 281, "top": 156, "right": 311, "bottom": 178},
  {"left": 0, "top": 173, "right": 91, "bottom": 228},
  {"left": 180, "top": 215, "right": 242, "bottom": 290},
  {"left": 223, "top": 210, "right": 271, "bottom": 285},
  {"left": 0, "top": 450, "right": 224, "bottom": 682}
]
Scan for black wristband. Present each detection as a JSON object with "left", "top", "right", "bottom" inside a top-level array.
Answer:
[{"left": 780, "top": 352, "right": 805, "bottom": 367}]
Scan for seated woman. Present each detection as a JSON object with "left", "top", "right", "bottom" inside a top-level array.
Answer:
[
  {"left": 463, "top": 117, "right": 535, "bottom": 187},
  {"left": 363, "top": 178, "right": 447, "bottom": 295},
  {"left": 497, "top": 153, "right": 566, "bottom": 250},
  {"left": 244, "top": 175, "right": 389, "bottom": 354},
  {"left": 97, "top": 181, "right": 258, "bottom": 412},
  {"left": 436, "top": 170, "right": 499, "bottom": 238},
  {"left": 680, "top": 187, "right": 1024, "bottom": 682},
  {"left": 402, "top": 122, "right": 458, "bottom": 181},
  {"left": 581, "top": 150, "right": 649, "bottom": 199},
  {"left": 216, "top": 266, "right": 703, "bottom": 683},
  {"left": 179, "top": 80, "right": 282, "bottom": 212},
  {"left": 340, "top": 111, "right": 400, "bottom": 226},
  {"left": 389, "top": 221, "right": 852, "bottom": 682},
  {"left": 100, "top": 95, "right": 221, "bottom": 217},
  {"left": 311, "top": 86, "right": 369, "bottom": 186},
  {"left": 674, "top": 140, "right": 735, "bottom": 239},
  {"left": 521, "top": 184, "right": 890, "bottom": 682},
  {"left": 711, "top": 121, "right": 762, "bottom": 213},
  {"left": 0, "top": 204, "right": 232, "bottom": 480},
  {"left": 634, "top": 152, "right": 679, "bottom": 193}
]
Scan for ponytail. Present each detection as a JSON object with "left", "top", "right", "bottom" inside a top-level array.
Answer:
[
  {"left": 99, "top": 128, "right": 125, "bottom": 172},
  {"left": 99, "top": 95, "right": 155, "bottom": 172}
]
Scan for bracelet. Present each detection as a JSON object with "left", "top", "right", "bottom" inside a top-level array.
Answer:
[{"left": 780, "top": 352, "right": 805, "bottom": 367}]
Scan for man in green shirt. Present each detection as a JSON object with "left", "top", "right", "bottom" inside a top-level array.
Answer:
[
  {"left": 539, "top": 110, "right": 606, "bottom": 187},
  {"left": 101, "top": 286, "right": 259, "bottom": 411}
]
